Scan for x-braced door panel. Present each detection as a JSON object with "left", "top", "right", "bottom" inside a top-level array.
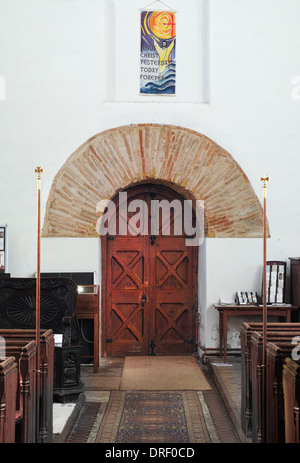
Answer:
[
  {"left": 150, "top": 237, "right": 194, "bottom": 354},
  {"left": 106, "top": 237, "right": 149, "bottom": 356}
]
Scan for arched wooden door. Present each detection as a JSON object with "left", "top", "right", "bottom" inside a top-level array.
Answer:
[{"left": 101, "top": 184, "right": 198, "bottom": 357}]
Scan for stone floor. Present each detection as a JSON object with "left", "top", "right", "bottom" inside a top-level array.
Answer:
[
  {"left": 205, "top": 355, "right": 251, "bottom": 443},
  {"left": 54, "top": 354, "right": 249, "bottom": 444}
]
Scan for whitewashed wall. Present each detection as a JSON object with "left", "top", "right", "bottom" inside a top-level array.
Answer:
[{"left": 0, "top": 0, "right": 300, "bottom": 352}]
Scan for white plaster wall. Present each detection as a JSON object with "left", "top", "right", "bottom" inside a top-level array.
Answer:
[{"left": 0, "top": 0, "right": 300, "bottom": 351}]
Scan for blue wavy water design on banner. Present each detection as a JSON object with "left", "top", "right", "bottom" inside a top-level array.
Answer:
[{"left": 140, "top": 64, "right": 176, "bottom": 95}]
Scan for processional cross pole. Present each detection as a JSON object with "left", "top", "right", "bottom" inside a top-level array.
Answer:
[
  {"left": 261, "top": 174, "right": 269, "bottom": 441},
  {"left": 35, "top": 166, "right": 43, "bottom": 376},
  {"left": 261, "top": 174, "right": 269, "bottom": 369}
]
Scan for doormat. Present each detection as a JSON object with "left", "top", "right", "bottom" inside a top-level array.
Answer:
[
  {"left": 95, "top": 390, "right": 218, "bottom": 443},
  {"left": 119, "top": 356, "right": 211, "bottom": 391}
]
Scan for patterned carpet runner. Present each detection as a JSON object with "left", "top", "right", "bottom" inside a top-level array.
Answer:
[
  {"left": 66, "top": 356, "right": 239, "bottom": 444},
  {"left": 95, "top": 391, "right": 218, "bottom": 443}
]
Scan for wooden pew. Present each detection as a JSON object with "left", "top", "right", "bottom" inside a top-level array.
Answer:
[
  {"left": 241, "top": 322, "right": 255, "bottom": 437},
  {"left": 5, "top": 340, "right": 37, "bottom": 443},
  {"left": 283, "top": 357, "right": 300, "bottom": 443},
  {"left": 265, "top": 341, "right": 294, "bottom": 443},
  {"left": 241, "top": 322, "right": 300, "bottom": 438},
  {"left": 0, "top": 329, "right": 54, "bottom": 443},
  {"left": 39, "top": 330, "right": 54, "bottom": 443},
  {"left": 250, "top": 330, "right": 300, "bottom": 443},
  {"left": 0, "top": 357, "right": 18, "bottom": 443}
]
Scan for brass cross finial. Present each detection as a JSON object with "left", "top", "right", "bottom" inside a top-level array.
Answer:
[
  {"left": 35, "top": 166, "right": 43, "bottom": 178},
  {"left": 261, "top": 175, "right": 269, "bottom": 188}
]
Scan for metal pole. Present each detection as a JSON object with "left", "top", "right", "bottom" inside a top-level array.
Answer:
[
  {"left": 261, "top": 174, "right": 269, "bottom": 442},
  {"left": 261, "top": 175, "right": 269, "bottom": 368},
  {"left": 35, "top": 167, "right": 43, "bottom": 375}
]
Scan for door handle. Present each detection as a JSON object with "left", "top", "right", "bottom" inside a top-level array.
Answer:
[
  {"left": 150, "top": 235, "right": 156, "bottom": 245},
  {"left": 141, "top": 294, "right": 147, "bottom": 307}
]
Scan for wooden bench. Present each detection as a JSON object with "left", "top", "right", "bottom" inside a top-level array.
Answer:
[
  {"left": 283, "top": 357, "right": 300, "bottom": 443},
  {"left": 265, "top": 341, "right": 295, "bottom": 442},
  {"left": 5, "top": 340, "right": 37, "bottom": 443},
  {"left": 250, "top": 330, "right": 300, "bottom": 443},
  {"left": 0, "top": 357, "right": 18, "bottom": 443},
  {"left": 241, "top": 322, "right": 300, "bottom": 438},
  {"left": 0, "top": 329, "right": 54, "bottom": 443}
]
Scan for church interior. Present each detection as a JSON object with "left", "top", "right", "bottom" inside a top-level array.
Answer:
[{"left": 1, "top": 0, "right": 300, "bottom": 450}]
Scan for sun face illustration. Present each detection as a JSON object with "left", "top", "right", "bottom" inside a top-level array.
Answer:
[{"left": 144, "top": 11, "right": 176, "bottom": 40}]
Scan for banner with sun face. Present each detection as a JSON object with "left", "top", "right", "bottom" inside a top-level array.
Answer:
[{"left": 140, "top": 10, "right": 176, "bottom": 95}]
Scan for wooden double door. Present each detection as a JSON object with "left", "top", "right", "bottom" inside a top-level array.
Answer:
[{"left": 101, "top": 185, "right": 198, "bottom": 357}]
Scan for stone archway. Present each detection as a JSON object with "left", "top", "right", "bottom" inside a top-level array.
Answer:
[{"left": 42, "top": 124, "right": 267, "bottom": 238}]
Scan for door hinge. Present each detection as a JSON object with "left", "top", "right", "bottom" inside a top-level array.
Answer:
[{"left": 106, "top": 338, "right": 113, "bottom": 343}]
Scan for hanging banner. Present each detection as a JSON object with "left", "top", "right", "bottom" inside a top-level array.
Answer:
[{"left": 140, "top": 10, "right": 176, "bottom": 95}]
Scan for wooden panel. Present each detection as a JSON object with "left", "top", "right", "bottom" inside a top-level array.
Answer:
[
  {"left": 241, "top": 322, "right": 300, "bottom": 439},
  {"left": 0, "top": 357, "right": 18, "bottom": 443},
  {"left": 76, "top": 286, "right": 100, "bottom": 371},
  {"left": 150, "top": 237, "right": 195, "bottom": 354},
  {"left": 5, "top": 340, "right": 37, "bottom": 443},
  {"left": 290, "top": 258, "right": 300, "bottom": 307},
  {"left": 106, "top": 237, "right": 149, "bottom": 356},
  {"left": 0, "top": 329, "right": 54, "bottom": 443},
  {"left": 265, "top": 341, "right": 294, "bottom": 443},
  {"left": 76, "top": 286, "right": 99, "bottom": 313},
  {"left": 250, "top": 329, "right": 300, "bottom": 443},
  {"left": 283, "top": 357, "right": 300, "bottom": 443}
]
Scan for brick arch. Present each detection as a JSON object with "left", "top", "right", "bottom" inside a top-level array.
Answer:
[{"left": 42, "top": 124, "right": 266, "bottom": 238}]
